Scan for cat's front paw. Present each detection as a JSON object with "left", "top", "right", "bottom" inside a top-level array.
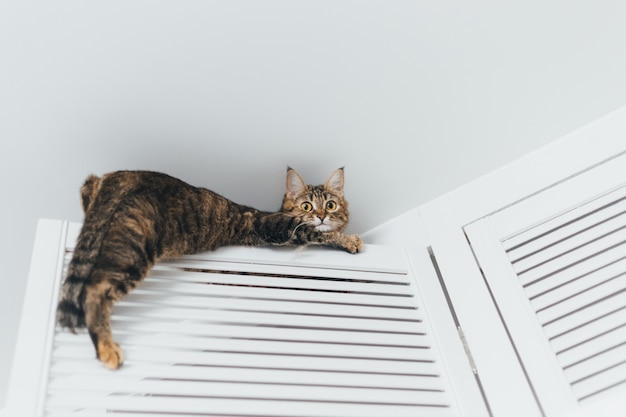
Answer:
[{"left": 342, "top": 234, "right": 363, "bottom": 254}]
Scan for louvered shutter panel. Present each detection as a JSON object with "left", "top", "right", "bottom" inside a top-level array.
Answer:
[
  {"left": 504, "top": 185, "right": 626, "bottom": 402},
  {"left": 8, "top": 221, "right": 463, "bottom": 417},
  {"left": 464, "top": 150, "right": 626, "bottom": 415}
]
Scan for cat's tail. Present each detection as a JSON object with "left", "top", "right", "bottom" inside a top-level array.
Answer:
[
  {"left": 56, "top": 229, "right": 105, "bottom": 331},
  {"left": 57, "top": 174, "right": 111, "bottom": 331},
  {"left": 56, "top": 271, "right": 88, "bottom": 331},
  {"left": 57, "top": 224, "right": 104, "bottom": 331}
]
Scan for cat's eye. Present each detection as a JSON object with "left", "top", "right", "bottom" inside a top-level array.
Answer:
[
  {"left": 326, "top": 201, "right": 338, "bottom": 211},
  {"left": 300, "top": 202, "right": 313, "bottom": 212}
]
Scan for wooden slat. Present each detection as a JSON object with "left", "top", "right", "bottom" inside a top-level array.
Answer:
[
  {"left": 523, "top": 246, "right": 626, "bottom": 299},
  {"left": 50, "top": 360, "right": 444, "bottom": 391},
  {"left": 157, "top": 259, "right": 411, "bottom": 284},
  {"left": 515, "top": 228, "right": 626, "bottom": 288},
  {"left": 535, "top": 273, "right": 626, "bottom": 327},
  {"left": 529, "top": 257, "right": 626, "bottom": 311},
  {"left": 106, "top": 322, "right": 430, "bottom": 349},
  {"left": 564, "top": 342, "right": 626, "bottom": 383},
  {"left": 502, "top": 185, "right": 626, "bottom": 254},
  {"left": 113, "top": 296, "right": 421, "bottom": 321},
  {"left": 143, "top": 270, "right": 415, "bottom": 296},
  {"left": 111, "top": 303, "right": 424, "bottom": 326},
  {"left": 45, "top": 393, "right": 452, "bottom": 417},
  {"left": 542, "top": 292, "right": 626, "bottom": 341},
  {"left": 162, "top": 244, "right": 410, "bottom": 275},
  {"left": 47, "top": 374, "right": 448, "bottom": 405},
  {"left": 571, "top": 361, "right": 626, "bottom": 401},
  {"left": 53, "top": 336, "right": 436, "bottom": 364},
  {"left": 130, "top": 280, "right": 417, "bottom": 309},
  {"left": 511, "top": 210, "right": 626, "bottom": 274}
]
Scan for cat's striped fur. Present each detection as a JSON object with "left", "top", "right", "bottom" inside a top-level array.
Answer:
[{"left": 57, "top": 168, "right": 361, "bottom": 369}]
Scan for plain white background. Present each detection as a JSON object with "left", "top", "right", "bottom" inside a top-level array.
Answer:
[{"left": 1, "top": 0, "right": 626, "bottom": 407}]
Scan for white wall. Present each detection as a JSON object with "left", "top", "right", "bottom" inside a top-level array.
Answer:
[{"left": 1, "top": 0, "right": 625, "bottom": 407}]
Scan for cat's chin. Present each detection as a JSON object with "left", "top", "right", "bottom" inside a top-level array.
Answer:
[{"left": 314, "top": 224, "right": 334, "bottom": 232}]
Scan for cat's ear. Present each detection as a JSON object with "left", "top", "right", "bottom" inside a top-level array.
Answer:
[
  {"left": 324, "top": 167, "right": 344, "bottom": 197},
  {"left": 286, "top": 167, "right": 307, "bottom": 199}
]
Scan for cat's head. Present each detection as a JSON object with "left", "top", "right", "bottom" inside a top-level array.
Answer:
[{"left": 281, "top": 167, "right": 350, "bottom": 233}]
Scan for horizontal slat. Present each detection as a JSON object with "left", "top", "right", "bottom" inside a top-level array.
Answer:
[
  {"left": 50, "top": 360, "right": 443, "bottom": 391},
  {"left": 45, "top": 393, "right": 452, "bottom": 417},
  {"left": 556, "top": 327, "right": 626, "bottom": 370},
  {"left": 110, "top": 306, "right": 426, "bottom": 336},
  {"left": 106, "top": 323, "right": 430, "bottom": 350},
  {"left": 516, "top": 228, "right": 626, "bottom": 288},
  {"left": 160, "top": 244, "right": 410, "bottom": 275},
  {"left": 130, "top": 282, "right": 417, "bottom": 309},
  {"left": 529, "top": 257, "right": 626, "bottom": 310},
  {"left": 47, "top": 374, "right": 448, "bottom": 406},
  {"left": 156, "top": 259, "right": 411, "bottom": 284},
  {"left": 522, "top": 243, "right": 626, "bottom": 297},
  {"left": 511, "top": 210, "right": 626, "bottom": 274},
  {"left": 503, "top": 185, "right": 626, "bottom": 253},
  {"left": 144, "top": 270, "right": 414, "bottom": 296},
  {"left": 548, "top": 307, "right": 626, "bottom": 354},
  {"left": 564, "top": 341, "right": 626, "bottom": 384},
  {"left": 53, "top": 334, "right": 436, "bottom": 376},
  {"left": 571, "top": 360, "right": 626, "bottom": 401},
  {"left": 113, "top": 302, "right": 423, "bottom": 325},
  {"left": 535, "top": 272, "right": 626, "bottom": 327},
  {"left": 543, "top": 292, "right": 626, "bottom": 340},
  {"left": 46, "top": 412, "right": 451, "bottom": 417},
  {"left": 114, "top": 296, "right": 420, "bottom": 321},
  {"left": 106, "top": 320, "right": 427, "bottom": 347},
  {"left": 54, "top": 336, "right": 435, "bottom": 364}
]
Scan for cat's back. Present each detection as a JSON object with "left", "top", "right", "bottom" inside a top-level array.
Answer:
[
  {"left": 99, "top": 170, "right": 188, "bottom": 192},
  {"left": 94, "top": 170, "right": 191, "bottom": 198},
  {"left": 80, "top": 170, "right": 197, "bottom": 222},
  {"left": 79, "top": 170, "right": 250, "bottom": 259}
]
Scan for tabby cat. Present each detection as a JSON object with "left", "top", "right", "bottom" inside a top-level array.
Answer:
[{"left": 57, "top": 168, "right": 362, "bottom": 369}]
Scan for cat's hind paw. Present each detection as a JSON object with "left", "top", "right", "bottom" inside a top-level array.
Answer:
[{"left": 97, "top": 339, "right": 124, "bottom": 370}]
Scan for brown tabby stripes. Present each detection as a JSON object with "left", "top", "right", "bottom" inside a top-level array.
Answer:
[{"left": 57, "top": 168, "right": 361, "bottom": 369}]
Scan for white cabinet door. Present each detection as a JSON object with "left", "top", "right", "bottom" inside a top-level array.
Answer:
[
  {"left": 465, "top": 152, "right": 626, "bottom": 417},
  {"left": 407, "top": 106, "right": 626, "bottom": 417},
  {"left": 7, "top": 221, "right": 478, "bottom": 417}
]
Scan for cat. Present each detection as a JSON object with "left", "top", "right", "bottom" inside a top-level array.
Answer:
[{"left": 57, "top": 167, "right": 362, "bottom": 370}]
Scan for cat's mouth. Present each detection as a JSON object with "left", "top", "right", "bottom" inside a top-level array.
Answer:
[
  {"left": 312, "top": 218, "right": 335, "bottom": 232},
  {"left": 314, "top": 224, "right": 334, "bottom": 232}
]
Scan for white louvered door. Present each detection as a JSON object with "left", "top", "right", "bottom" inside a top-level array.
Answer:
[
  {"left": 464, "top": 151, "right": 626, "bottom": 416},
  {"left": 9, "top": 221, "right": 469, "bottom": 417}
]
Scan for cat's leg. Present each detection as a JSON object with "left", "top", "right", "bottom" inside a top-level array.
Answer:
[
  {"left": 256, "top": 213, "right": 362, "bottom": 253},
  {"left": 84, "top": 275, "right": 124, "bottom": 370},
  {"left": 291, "top": 225, "right": 362, "bottom": 254},
  {"left": 337, "top": 233, "right": 363, "bottom": 254},
  {"left": 314, "top": 231, "right": 363, "bottom": 254}
]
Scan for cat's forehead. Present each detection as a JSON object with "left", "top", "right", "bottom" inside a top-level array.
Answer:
[{"left": 301, "top": 185, "right": 337, "bottom": 201}]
